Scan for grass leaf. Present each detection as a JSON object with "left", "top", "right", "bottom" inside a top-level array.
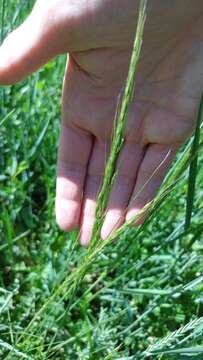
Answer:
[{"left": 185, "top": 94, "right": 203, "bottom": 231}]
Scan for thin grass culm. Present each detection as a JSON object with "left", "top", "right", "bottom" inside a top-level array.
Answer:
[
  {"left": 2, "top": 1, "right": 203, "bottom": 359},
  {"left": 89, "top": 0, "right": 147, "bottom": 250},
  {"left": 4, "top": 1, "right": 148, "bottom": 358},
  {"left": 185, "top": 94, "right": 203, "bottom": 231}
]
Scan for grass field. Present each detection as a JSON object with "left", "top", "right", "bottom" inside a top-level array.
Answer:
[{"left": 0, "top": 1, "right": 203, "bottom": 359}]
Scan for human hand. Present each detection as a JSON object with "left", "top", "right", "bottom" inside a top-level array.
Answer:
[{"left": 0, "top": 0, "right": 202, "bottom": 245}]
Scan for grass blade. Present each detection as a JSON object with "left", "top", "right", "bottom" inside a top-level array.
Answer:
[
  {"left": 0, "top": 0, "right": 6, "bottom": 44},
  {"left": 0, "top": 109, "right": 15, "bottom": 127},
  {"left": 185, "top": 94, "right": 203, "bottom": 231},
  {"left": 89, "top": 0, "right": 147, "bottom": 249},
  {"left": 28, "top": 116, "right": 51, "bottom": 163},
  {"left": 0, "top": 339, "right": 33, "bottom": 359},
  {"left": 150, "top": 346, "right": 203, "bottom": 355}
]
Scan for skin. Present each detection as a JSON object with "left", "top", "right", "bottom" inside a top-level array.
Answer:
[{"left": 0, "top": 0, "right": 202, "bottom": 245}]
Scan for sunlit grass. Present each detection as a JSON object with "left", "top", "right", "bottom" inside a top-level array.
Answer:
[{"left": 0, "top": 0, "right": 203, "bottom": 359}]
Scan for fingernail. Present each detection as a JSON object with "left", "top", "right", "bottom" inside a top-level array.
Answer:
[
  {"left": 101, "top": 222, "right": 111, "bottom": 241},
  {"left": 101, "top": 212, "right": 123, "bottom": 240},
  {"left": 126, "top": 208, "right": 145, "bottom": 225},
  {"left": 126, "top": 209, "right": 139, "bottom": 222},
  {"left": 79, "top": 225, "right": 92, "bottom": 247}
]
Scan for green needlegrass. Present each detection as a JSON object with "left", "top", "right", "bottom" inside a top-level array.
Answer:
[{"left": 0, "top": 0, "right": 203, "bottom": 359}]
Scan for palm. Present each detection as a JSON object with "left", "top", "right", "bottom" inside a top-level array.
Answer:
[{"left": 0, "top": 0, "right": 202, "bottom": 245}]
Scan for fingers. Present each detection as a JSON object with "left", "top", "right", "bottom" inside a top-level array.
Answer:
[
  {"left": 80, "top": 141, "right": 110, "bottom": 246},
  {"left": 56, "top": 130, "right": 175, "bottom": 241},
  {"left": 126, "top": 144, "right": 176, "bottom": 224},
  {"left": 101, "top": 143, "right": 144, "bottom": 240},
  {"left": 56, "top": 123, "right": 92, "bottom": 232},
  {"left": 79, "top": 142, "right": 174, "bottom": 244}
]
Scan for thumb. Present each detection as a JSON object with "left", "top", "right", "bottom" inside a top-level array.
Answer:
[{"left": 0, "top": 4, "right": 66, "bottom": 85}]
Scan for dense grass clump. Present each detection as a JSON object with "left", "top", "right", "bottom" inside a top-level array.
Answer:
[{"left": 0, "top": 1, "right": 203, "bottom": 359}]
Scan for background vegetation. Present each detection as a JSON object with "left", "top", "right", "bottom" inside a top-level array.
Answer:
[{"left": 0, "top": 1, "right": 203, "bottom": 359}]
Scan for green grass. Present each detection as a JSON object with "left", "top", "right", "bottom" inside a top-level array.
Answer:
[
  {"left": 185, "top": 95, "right": 203, "bottom": 232},
  {"left": 0, "top": 1, "right": 203, "bottom": 359}
]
